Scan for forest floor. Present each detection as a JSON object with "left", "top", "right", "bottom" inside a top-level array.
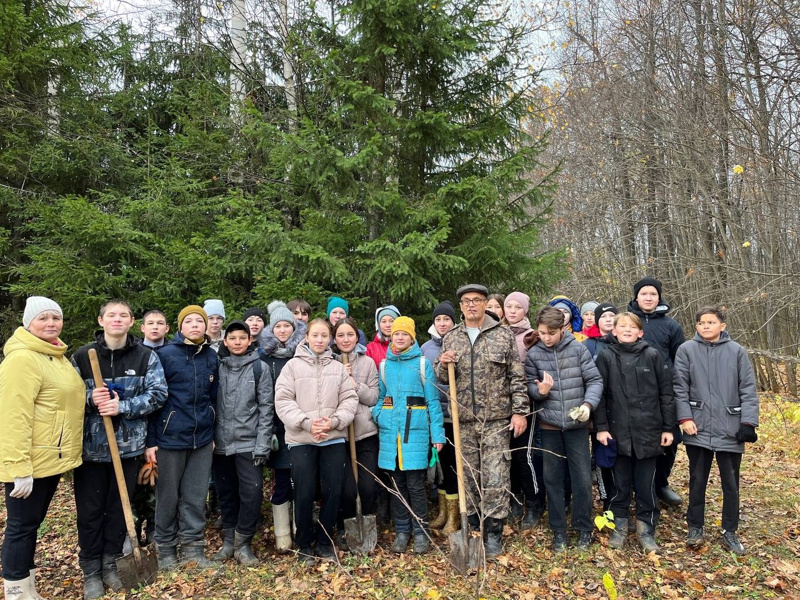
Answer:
[{"left": 2, "top": 393, "right": 799, "bottom": 600}]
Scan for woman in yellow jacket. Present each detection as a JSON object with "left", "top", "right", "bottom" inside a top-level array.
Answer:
[{"left": 0, "top": 297, "right": 85, "bottom": 600}]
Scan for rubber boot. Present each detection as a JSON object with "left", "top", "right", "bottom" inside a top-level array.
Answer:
[
  {"left": 467, "top": 513, "right": 481, "bottom": 533},
  {"left": 521, "top": 500, "right": 541, "bottom": 530},
  {"left": 636, "top": 520, "right": 660, "bottom": 553},
  {"left": 608, "top": 517, "right": 628, "bottom": 549},
  {"left": 28, "top": 569, "right": 45, "bottom": 600},
  {"left": 80, "top": 559, "right": 104, "bottom": 600},
  {"left": 179, "top": 545, "right": 213, "bottom": 569},
  {"left": 233, "top": 532, "right": 259, "bottom": 567},
  {"left": 429, "top": 490, "right": 448, "bottom": 529},
  {"left": 441, "top": 496, "right": 460, "bottom": 535},
  {"left": 101, "top": 554, "right": 123, "bottom": 592},
  {"left": 414, "top": 532, "right": 431, "bottom": 554},
  {"left": 4, "top": 576, "right": 34, "bottom": 600},
  {"left": 392, "top": 532, "right": 411, "bottom": 554},
  {"left": 214, "top": 528, "right": 235, "bottom": 561},
  {"left": 156, "top": 545, "right": 178, "bottom": 571},
  {"left": 484, "top": 517, "right": 503, "bottom": 558},
  {"left": 272, "top": 502, "right": 293, "bottom": 553}
]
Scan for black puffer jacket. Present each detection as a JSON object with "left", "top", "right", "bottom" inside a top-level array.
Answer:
[
  {"left": 524, "top": 332, "right": 603, "bottom": 430},
  {"left": 594, "top": 340, "right": 675, "bottom": 459},
  {"left": 627, "top": 300, "right": 685, "bottom": 368}
]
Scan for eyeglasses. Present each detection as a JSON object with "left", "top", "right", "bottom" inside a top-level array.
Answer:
[{"left": 460, "top": 298, "right": 487, "bottom": 306}]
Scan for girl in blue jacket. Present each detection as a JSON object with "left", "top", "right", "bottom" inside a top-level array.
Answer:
[{"left": 373, "top": 317, "right": 445, "bottom": 555}]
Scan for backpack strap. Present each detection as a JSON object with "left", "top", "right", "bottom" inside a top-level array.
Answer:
[
  {"left": 253, "top": 358, "right": 263, "bottom": 390},
  {"left": 379, "top": 359, "right": 386, "bottom": 387},
  {"left": 420, "top": 356, "right": 426, "bottom": 387}
]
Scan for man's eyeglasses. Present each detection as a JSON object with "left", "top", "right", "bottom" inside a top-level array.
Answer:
[{"left": 460, "top": 298, "right": 486, "bottom": 307}]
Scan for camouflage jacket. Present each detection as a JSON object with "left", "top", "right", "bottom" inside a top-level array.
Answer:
[
  {"left": 72, "top": 333, "right": 168, "bottom": 462},
  {"left": 435, "top": 314, "right": 529, "bottom": 423}
]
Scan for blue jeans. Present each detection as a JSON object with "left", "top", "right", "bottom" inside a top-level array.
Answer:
[{"left": 541, "top": 428, "right": 593, "bottom": 533}]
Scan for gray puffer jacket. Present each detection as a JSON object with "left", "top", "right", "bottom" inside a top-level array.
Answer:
[
  {"left": 214, "top": 349, "right": 275, "bottom": 457},
  {"left": 674, "top": 332, "right": 759, "bottom": 453},
  {"left": 524, "top": 332, "right": 603, "bottom": 430},
  {"left": 421, "top": 325, "right": 450, "bottom": 421},
  {"left": 334, "top": 345, "right": 379, "bottom": 441}
]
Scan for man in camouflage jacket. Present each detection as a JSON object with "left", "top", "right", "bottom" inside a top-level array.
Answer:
[{"left": 435, "top": 284, "right": 528, "bottom": 558}]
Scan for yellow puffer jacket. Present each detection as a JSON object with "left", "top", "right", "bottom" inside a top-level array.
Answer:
[{"left": 0, "top": 327, "right": 85, "bottom": 481}]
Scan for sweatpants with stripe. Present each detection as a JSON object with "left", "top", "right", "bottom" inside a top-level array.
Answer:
[{"left": 609, "top": 451, "right": 658, "bottom": 526}]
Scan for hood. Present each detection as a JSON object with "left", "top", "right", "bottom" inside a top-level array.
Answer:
[
  {"left": 548, "top": 296, "right": 583, "bottom": 332},
  {"left": 92, "top": 330, "right": 141, "bottom": 356},
  {"left": 369, "top": 333, "right": 390, "bottom": 347},
  {"left": 219, "top": 348, "right": 262, "bottom": 368},
  {"left": 332, "top": 342, "right": 367, "bottom": 361},
  {"left": 374, "top": 304, "right": 401, "bottom": 342},
  {"left": 608, "top": 338, "right": 650, "bottom": 355},
  {"left": 427, "top": 324, "right": 443, "bottom": 344},
  {"left": 691, "top": 330, "right": 731, "bottom": 346},
  {"left": 509, "top": 317, "right": 533, "bottom": 335},
  {"left": 3, "top": 326, "right": 68, "bottom": 359},
  {"left": 386, "top": 341, "right": 423, "bottom": 362},
  {"left": 258, "top": 319, "right": 307, "bottom": 356},
  {"left": 627, "top": 299, "right": 672, "bottom": 318},
  {"left": 170, "top": 332, "right": 211, "bottom": 353},
  {"left": 294, "top": 341, "right": 335, "bottom": 365}
]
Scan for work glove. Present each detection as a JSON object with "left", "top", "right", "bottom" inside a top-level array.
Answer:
[
  {"left": 137, "top": 461, "right": 158, "bottom": 487},
  {"left": 253, "top": 454, "right": 269, "bottom": 467},
  {"left": 735, "top": 425, "right": 758, "bottom": 443},
  {"left": 10, "top": 476, "right": 33, "bottom": 499},
  {"left": 569, "top": 405, "right": 591, "bottom": 423}
]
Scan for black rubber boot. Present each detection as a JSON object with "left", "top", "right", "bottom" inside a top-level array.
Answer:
[
  {"left": 80, "top": 559, "right": 104, "bottom": 600},
  {"left": 414, "top": 533, "right": 431, "bottom": 554},
  {"left": 214, "top": 528, "right": 235, "bottom": 561},
  {"left": 608, "top": 518, "right": 628, "bottom": 549},
  {"left": 484, "top": 518, "right": 503, "bottom": 558},
  {"left": 467, "top": 513, "right": 481, "bottom": 532},
  {"left": 521, "top": 500, "right": 542, "bottom": 530},
  {"left": 391, "top": 532, "right": 411, "bottom": 554},
  {"left": 101, "top": 553, "right": 123, "bottom": 591},
  {"left": 233, "top": 532, "right": 259, "bottom": 566},
  {"left": 657, "top": 486, "right": 682, "bottom": 507},
  {"left": 636, "top": 520, "right": 660, "bottom": 553},
  {"left": 180, "top": 545, "right": 213, "bottom": 569},
  {"left": 157, "top": 545, "right": 178, "bottom": 571}
]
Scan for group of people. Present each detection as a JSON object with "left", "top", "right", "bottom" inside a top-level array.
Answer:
[{"left": 0, "top": 278, "right": 760, "bottom": 600}]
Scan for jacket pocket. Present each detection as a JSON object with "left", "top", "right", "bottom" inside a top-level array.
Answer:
[
  {"left": 635, "top": 367, "right": 657, "bottom": 397},
  {"left": 688, "top": 399, "right": 706, "bottom": 432},
  {"left": 724, "top": 405, "right": 742, "bottom": 438},
  {"left": 162, "top": 411, "right": 176, "bottom": 435}
]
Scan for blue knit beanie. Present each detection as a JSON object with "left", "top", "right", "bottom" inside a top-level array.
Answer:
[{"left": 326, "top": 296, "right": 349, "bottom": 318}]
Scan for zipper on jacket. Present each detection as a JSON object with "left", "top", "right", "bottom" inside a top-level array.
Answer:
[
  {"left": 553, "top": 346, "right": 565, "bottom": 429},
  {"left": 469, "top": 332, "right": 478, "bottom": 416},
  {"left": 193, "top": 349, "right": 198, "bottom": 449}
]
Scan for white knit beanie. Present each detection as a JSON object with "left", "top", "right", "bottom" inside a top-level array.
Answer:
[
  {"left": 203, "top": 298, "right": 226, "bottom": 319},
  {"left": 23, "top": 296, "right": 63, "bottom": 329}
]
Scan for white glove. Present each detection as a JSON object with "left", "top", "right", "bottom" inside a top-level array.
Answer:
[
  {"left": 569, "top": 405, "right": 591, "bottom": 423},
  {"left": 10, "top": 476, "right": 33, "bottom": 499}
]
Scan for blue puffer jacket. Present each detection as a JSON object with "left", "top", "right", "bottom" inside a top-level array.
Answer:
[
  {"left": 524, "top": 332, "right": 603, "bottom": 430},
  {"left": 146, "top": 333, "right": 218, "bottom": 450},
  {"left": 373, "top": 343, "right": 445, "bottom": 471}
]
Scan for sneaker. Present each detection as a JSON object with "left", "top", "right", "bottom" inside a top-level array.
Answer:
[
  {"left": 553, "top": 531, "right": 568, "bottom": 553},
  {"left": 720, "top": 530, "right": 745, "bottom": 555},
  {"left": 686, "top": 527, "right": 705, "bottom": 547},
  {"left": 576, "top": 530, "right": 592, "bottom": 549}
]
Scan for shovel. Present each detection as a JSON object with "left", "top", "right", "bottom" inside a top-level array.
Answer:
[
  {"left": 447, "top": 362, "right": 484, "bottom": 573},
  {"left": 88, "top": 349, "right": 159, "bottom": 590},
  {"left": 342, "top": 354, "right": 377, "bottom": 553}
]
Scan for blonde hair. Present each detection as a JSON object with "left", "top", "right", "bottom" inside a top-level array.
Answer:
[{"left": 613, "top": 312, "right": 643, "bottom": 329}]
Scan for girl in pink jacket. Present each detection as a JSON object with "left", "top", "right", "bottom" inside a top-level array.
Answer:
[{"left": 274, "top": 319, "right": 359, "bottom": 565}]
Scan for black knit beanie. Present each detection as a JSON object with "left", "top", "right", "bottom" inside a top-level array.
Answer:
[
  {"left": 432, "top": 300, "right": 456, "bottom": 322},
  {"left": 633, "top": 277, "right": 662, "bottom": 301}
]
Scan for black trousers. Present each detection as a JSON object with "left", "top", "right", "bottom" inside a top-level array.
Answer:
[
  {"left": 591, "top": 437, "right": 616, "bottom": 510},
  {"left": 74, "top": 458, "right": 138, "bottom": 563},
  {"left": 271, "top": 467, "right": 292, "bottom": 505},
  {"left": 510, "top": 416, "right": 545, "bottom": 511},
  {"left": 340, "top": 435, "right": 379, "bottom": 519},
  {"left": 387, "top": 468, "right": 428, "bottom": 535},
  {"left": 2, "top": 474, "right": 60, "bottom": 580},
  {"left": 655, "top": 425, "right": 683, "bottom": 489},
  {"left": 686, "top": 445, "right": 742, "bottom": 531},
  {"left": 213, "top": 452, "right": 264, "bottom": 537},
  {"left": 439, "top": 423, "right": 458, "bottom": 495},
  {"left": 609, "top": 452, "right": 658, "bottom": 526},
  {"left": 290, "top": 443, "right": 346, "bottom": 549},
  {"left": 541, "top": 428, "right": 593, "bottom": 533}
]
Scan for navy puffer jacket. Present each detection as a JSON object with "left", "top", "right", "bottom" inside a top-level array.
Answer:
[
  {"left": 146, "top": 333, "right": 218, "bottom": 450},
  {"left": 524, "top": 332, "right": 603, "bottom": 430},
  {"left": 627, "top": 300, "right": 685, "bottom": 368}
]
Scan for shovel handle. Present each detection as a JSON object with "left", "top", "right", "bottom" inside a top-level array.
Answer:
[
  {"left": 88, "top": 349, "right": 140, "bottom": 550},
  {"left": 342, "top": 354, "right": 360, "bottom": 484},
  {"left": 447, "top": 363, "right": 469, "bottom": 517}
]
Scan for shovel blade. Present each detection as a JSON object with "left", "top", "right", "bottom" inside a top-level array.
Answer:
[
  {"left": 116, "top": 543, "right": 158, "bottom": 591},
  {"left": 449, "top": 529, "right": 483, "bottom": 574},
  {"left": 343, "top": 514, "right": 377, "bottom": 555}
]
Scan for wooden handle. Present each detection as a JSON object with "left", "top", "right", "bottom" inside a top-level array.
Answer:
[
  {"left": 447, "top": 362, "right": 468, "bottom": 516},
  {"left": 342, "top": 353, "right": 359, "bottom": 483},
  {"left": 88, "top": 349, "right": 140, "bottom": 549}
]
